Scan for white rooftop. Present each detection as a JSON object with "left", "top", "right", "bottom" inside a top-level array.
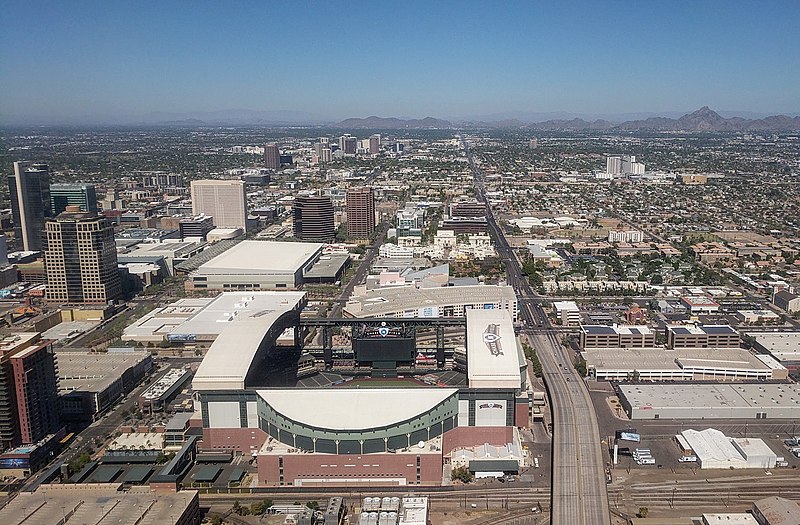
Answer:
[
  {"left": 197, "top": 240, "right": 322, "bottom": 274},
  {"left": 681, "top": 428, "right": 746, "bottom": 466},
  {"left": 193, "top": 292, "right": 306, "bottom": 390},
  {"left": 123, "top": 293, "right": 309, "bottom": 342},
  {"left": 257, "top": 388, "right": 458, "bottom": 431},
  {"left": 466, "top": 309, "right": 522, "bottom": 389},
  {"left": 346, "top": 284, "right": 516, "bottom": 318},
  {"left": 553, "top": 300, "right": 579, "bottom": 312}
]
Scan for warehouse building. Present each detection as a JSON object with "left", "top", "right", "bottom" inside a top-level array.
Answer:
[
  {"left": 751, "top": 496, "right": 800, "bottom": 525},
  {"left": 747, "top": 331, "right": 800, "bottom": 371},
  {"left": 583, "top": 346, "right": 785, "bottom": 382},
  {"left": 679, "top": 428, "right": 777, "bottom": 470},
  {"left": 186, "top": 240, "right": 323, "bottom": 291},
  {"left": 618, "top": 383, "right": 800, "bottom": 420}
]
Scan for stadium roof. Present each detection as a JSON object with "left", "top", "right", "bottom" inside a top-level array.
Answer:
[
  {"left": 193, "top": 292, "right": 306, "bottom": 390},
  {"left": 257, "top": 388, "right": 458, "bottom": 431},
  {"left": 466, "top": 309, "right": 522, "bottom": 389},
  {"left": 196, "top": 240, "right": 322, "bottom": 275}
]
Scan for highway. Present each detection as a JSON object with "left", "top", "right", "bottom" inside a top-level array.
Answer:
[{"left": 462, "top": 136, "right": 611, "bottom": 525}]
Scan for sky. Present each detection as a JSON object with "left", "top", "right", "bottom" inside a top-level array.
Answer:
[{"left": 1, "top": 0, "right": 799, "bottom": 123}]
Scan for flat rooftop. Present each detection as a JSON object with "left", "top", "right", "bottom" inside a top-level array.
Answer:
[
  {"left": 466, "top": 309, "right": 522, "bottom": 389},
  {"left": 582, "top": 324, "right": 652, "bottom": 336},
  {"left": 57, "top": 351, "right": 151, "bottom": 394},
  {"left": 0, "top": 485, "right": 197, "bottom": 525},
  {"left": 345, "top": 284, "right": 516, "bottom": 318},
  {"left": 124, "top": 293, "right": 310, "bottom": 342},
  {"left": 553, "top": 301, "right": 579, "bottom": 312},
  {"left": 747, "top": 331, "right": 800, "bottom": 362},
  {"left": 668, "top": 324, "right": 738, "bottom": 335},
  {"left": 196, "top": 240, "right": 322, "bottom": 274},
  {"left": 256, "top": 388, "right": 458, "bottom": 431},
  {"left": 618, "top": 383, "right": 800, "bottom": 411},
  {"left": 125, "top": 241, "right": 203, "bottom": 257},
  {"left": 304, "top": 254, "right": 350, "bottom": 279},
  {"left": 193, "top": 292, "right": 306, "bottom": 390},
  {"left": 583, "top": 347, "right": 772, "bottom": 375},
  {"left": 42, "top": 320, "right": 100, "bottom": 342}
]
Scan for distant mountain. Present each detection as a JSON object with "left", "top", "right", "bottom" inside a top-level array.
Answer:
[
  {"left": 610, "top": 107, "right": 800, "bottom": 132},
  {"left": 334, "top": 116, "right": 452, "bottom": 129},
  {"left": 134, "top": 109, "right": 328, "bottom": 126}
]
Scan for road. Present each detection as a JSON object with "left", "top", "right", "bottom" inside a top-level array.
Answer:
[
  {"left": 327, "top": 224, "right": 387, "bottom": 318},
  {"left": 462, "top": 136, "right": 611, "bottom": 525}
]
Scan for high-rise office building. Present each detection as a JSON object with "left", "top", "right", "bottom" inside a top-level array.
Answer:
[
  {"left": 44, "top": 207, "right": 121, "bottom": 304},
  {"left": 314, "top": 142, "right": 332, "bottom": 163},
  {"left": 346, "top": 187, "right": 376, "bottom": 240},
  {"left": 606, "top": 155, "right": 622, "bottom": 175},
  {"left": 264, "top": 143, "right": 281, "bottom": 170},
  {"left": 179, "top": 215, "right": 215, "bottom": 240},
  {"left": 369, "top": 134, "right": 381, "bottom": 154},
  {"left": 293, "top": 195, "right": 335, "bottom": 242},
  {"left": 8, "top": 162, "right": 51, "bottom": 252},
  {"left": 339, "top": 134, "right": 357, "bottom": 154},
  {"left": 50, "top": 183, "right": 98, "bottom": 215},
  {"left": 0, "top": 235, "right": 8, "bottom": 266},
  {"left": 190, "top": 179, "right": 248, "bottom": 230},
  {"left": 0, "top": 332, "right": 60, "bottom": 449}
]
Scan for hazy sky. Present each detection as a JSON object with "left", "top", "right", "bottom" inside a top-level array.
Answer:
[{"left": 2, "top": 0, "right": 799, "bottom": 122}]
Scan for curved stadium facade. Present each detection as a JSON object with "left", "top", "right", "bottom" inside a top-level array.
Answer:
[{"left": 192, "top": 293, "right": 530, "bottom": 486}]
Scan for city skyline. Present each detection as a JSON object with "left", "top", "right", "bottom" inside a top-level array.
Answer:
[{"left": 2, "top": 1, "right": 799, "bottom": 124}]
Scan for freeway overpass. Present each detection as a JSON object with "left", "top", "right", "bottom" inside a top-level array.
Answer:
[{"left": 462, "top": 136, "right": 611, "bottom": 524}]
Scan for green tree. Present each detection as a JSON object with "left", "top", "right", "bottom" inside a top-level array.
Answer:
[
  {"left": 573, "top": 356, "right": 587, "bottom": 377},
  {"left": 638, "top": 507, "right": 649, "bottom": 518},
  {"left": 210, "top": 516, "right": 222, "bottom": 525},
  {"left": 250, "top": 498, "right": 273, "bottom": 515},
  {"left": 306, "top": 501, "right": 320, "bottom": 511},
  {"left": 451, "top": 465, "right": 474, "bottom": 483}
]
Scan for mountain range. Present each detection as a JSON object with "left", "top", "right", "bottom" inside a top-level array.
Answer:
[
  {"left": 334, "top": 107, "right": 800, "bottom": 131},
  {"left": 3, "top": 107, "right": 799, "bottom": 130}
]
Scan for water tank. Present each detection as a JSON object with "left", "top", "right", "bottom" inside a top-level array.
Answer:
[
  {"left": 388, "top": 512, "right": 398, "bottom": 524},
  {"left": 359, "top": 513, "right": 371, "bottom": 525},
  {"left": 381, "top": 497, "right": 391, "bottom": 509},
  {"left": 390, "top": 497, "right": 400, "bottom": 511},
  {"left": 367, "top": 512, "right": 379, "bottom": 525},
  {"left": 378, "top": 512, "right": 389, "bottom": 525}
]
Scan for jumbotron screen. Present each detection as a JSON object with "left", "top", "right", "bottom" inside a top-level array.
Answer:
[{"left": 353, "top": 337, "right": 415, "bottom": 363}]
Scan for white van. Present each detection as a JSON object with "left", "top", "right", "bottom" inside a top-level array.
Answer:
[{"left": 678, "top": 455, "right": 697, "bottom": 463}]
